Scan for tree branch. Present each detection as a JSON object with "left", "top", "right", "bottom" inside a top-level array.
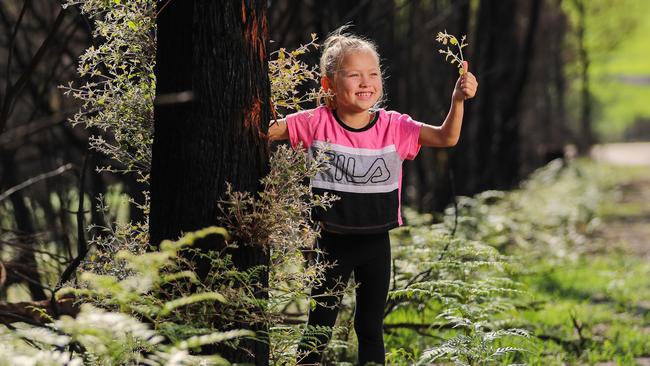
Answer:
[
  {"left": 3, "top": 0, "right": 30, "bottom": 109},
  {"left": 0, "top": 111, "right": 72, "bottom": 151},
  {"left": 0, "top": 7, "right": 66, "bottom": 134},
  {"left": 0, "top": 163, "right": 73, "bottom": 203}
]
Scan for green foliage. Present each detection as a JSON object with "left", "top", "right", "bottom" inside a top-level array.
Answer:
[
  {"left": 0, "top": 227, "right": 253, "bottom": 365},
  {"left": 218, "top": 144, "right": 342, "bottom": 364},
  {"left": 384, "top": 216, "right": 529, "bottom": 365},
  {"left": 417, "top": 328, "right": 529, "bottom": 366},
  {"left": 82, "top": 193, "right": 149, "bottom": 281},
  {"left": 436, "top": 160, "right": 650, "bottom": 365},
  {"left": 61, "top": 0, "right": 155, "bottom": 181},
  {"left": 447, "top": 159, "right": 601, "bottom": 261},
  {"left": 562, "top": 0, "right": 650, "bottom": 140},
  {"left": 517, "top": 251, "right": 650, "bottom": 364},
  {"left": 378, "top": 159, "right": 650, "bottom": 365},
  {"left": 268, "top": 34, "right": 320, "bottom": 117},
  {"left": 380, "top": 164, "right": 588, "bottom": 365}
]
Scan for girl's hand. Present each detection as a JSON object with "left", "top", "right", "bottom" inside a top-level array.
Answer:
[
  {"left": 453, "top": 61, "right": 478, "bottom": 102},
  {"left": 268, "top": 119, "right": 289, "bottom": 141}
]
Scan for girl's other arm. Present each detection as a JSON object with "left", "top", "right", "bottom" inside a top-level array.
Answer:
[
  {"left": 268, "top": 119, "right": 289, "bottom": 141},
  {"left": 418, "top": 61, "right": 477, "bottom": 147}
]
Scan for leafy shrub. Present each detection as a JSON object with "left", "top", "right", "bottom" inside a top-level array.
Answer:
[{"left": 0, "top": 227, "right": 251, "bottom": 365}]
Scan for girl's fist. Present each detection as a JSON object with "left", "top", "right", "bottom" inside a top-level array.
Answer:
[{"left": 453, "top": 61, "right": 478, "bottom": 101}]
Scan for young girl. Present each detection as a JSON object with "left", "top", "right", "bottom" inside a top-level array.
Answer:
[{"left": 269, "top": 28, "right": 477, "bottom": 365}]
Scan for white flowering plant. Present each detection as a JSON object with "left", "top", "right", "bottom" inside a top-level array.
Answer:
[{"left": 436, "top": 30, "right": 468, "bottom": 74}]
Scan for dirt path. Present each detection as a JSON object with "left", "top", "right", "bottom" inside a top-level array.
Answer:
[
  {"left": 590, "top": 143, "right": 650, "bottom": 259},
  {"left": 590, "top": 143, "right": 650, "bottom": 366},
  {"left": 597, "top": 177, "right": 650, "bottom": 259},
  {"left": 591, "top": 142, "right": 650, "bottom": 167}
]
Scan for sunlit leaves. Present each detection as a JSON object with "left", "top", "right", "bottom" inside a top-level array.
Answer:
[
  {"left": 435, "top": 30, "right": 468, "bottom": 74},
  {"left": 269, "top": 33, "right": 320, "bottom": 117},
  {"left": 60, "top": 0, "right": 155, "bottom": 181}
]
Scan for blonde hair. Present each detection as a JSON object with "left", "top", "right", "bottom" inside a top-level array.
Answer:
[{"left": 319, "top": 26, "right": 383, "bottom": 109}]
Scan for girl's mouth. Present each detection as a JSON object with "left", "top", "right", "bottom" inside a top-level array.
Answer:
[{"left": 356, "top": 91, "right": 373, "bottom": 99}]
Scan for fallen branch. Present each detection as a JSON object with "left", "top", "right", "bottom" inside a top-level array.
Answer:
[
  {"left": 0, "top": 296, "right": 79, "bottom": 326},
  {"left": 384, "top": 322, "right": 465, "bottom": 332}
]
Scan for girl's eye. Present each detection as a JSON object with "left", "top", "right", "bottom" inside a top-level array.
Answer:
[
  {"left": 370, "top": 73, "right": 379, "bottom": 77},
  {"left": 348, "top": 73, "right": 360, "bottom": 77}
]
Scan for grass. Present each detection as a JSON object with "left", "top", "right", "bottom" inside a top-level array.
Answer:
[
  {"left": 517, "top": 254, "right": 650, "bottom": 363},
  {"left": 587, "top": 1, "right": 650, "bottom": 140},
  {"left": 591, "top": 81, "right": 650, "bottom": 140},
  {"left": 514, "top": 162, "right": 650, "bottom": 364}
]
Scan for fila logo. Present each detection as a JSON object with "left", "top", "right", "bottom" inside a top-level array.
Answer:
[{"left": 324, "top": 152, "right": 391, "bottom": 184}]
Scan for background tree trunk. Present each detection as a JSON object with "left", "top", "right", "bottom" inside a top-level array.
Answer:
[
  {"left": 452, "top": 0, "right": 541, "bottom": 194},
  {"left": 573, "top": 0, "right": 594, "bottom": 154},
  {"left": 2, "top": 154, "right": 47, "bottom": 300},
  {"left": 150, "top": 0, "right": 270, "bottom": 364}
]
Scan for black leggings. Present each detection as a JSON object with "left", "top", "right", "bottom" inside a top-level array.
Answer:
[{"left": 297, "top": 230, "right": 391, "bottom": 365}]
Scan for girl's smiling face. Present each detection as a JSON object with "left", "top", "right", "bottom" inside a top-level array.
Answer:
[{"left": 325, "top": 49, "right": 382, "bottom": 114}]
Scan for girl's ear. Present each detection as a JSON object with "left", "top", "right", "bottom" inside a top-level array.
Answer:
[
  {"left": 321, "top": 76, "right": 331, "bottom": 92},
  {"left": 321, "top": 76, "right": 336, "bottom": 109}
]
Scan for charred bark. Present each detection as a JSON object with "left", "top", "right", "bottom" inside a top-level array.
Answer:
[
  {"left": 150, "top": 1, "right": 270, "bottom": 364},
  {"left": 453, "top": 0, "right": 541, "bottom": 194}
]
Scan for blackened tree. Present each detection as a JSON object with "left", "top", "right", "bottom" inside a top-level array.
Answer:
[
  {"left": 150, "top": 0, "right": 271, "bottom": 364},
  {"left": 452, "top": 0, "right": 542, "bottom": 194}
]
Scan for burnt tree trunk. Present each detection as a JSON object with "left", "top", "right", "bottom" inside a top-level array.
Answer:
[
  {"left": 150, "top": 0, "right": 270, "bottom": 364},
  {"left": 453, "top": 0, "right": 541, "bottom": 194},
  {"left": 493, "top": 0, "right": 542, "bottom": 188}
]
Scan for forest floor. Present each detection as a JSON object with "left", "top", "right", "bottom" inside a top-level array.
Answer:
[
  {"left": 495, "top": 143, "right": 650, "bottom": 365},
  {"left": 591, "top": 142, "right": 650, "bottom": 261},
  {"left": 590, "top": 142, "right": 650, "bottom": 366},
  {"left": 591, "top": 142, "right": 650, "bottom": 168},
  {"left": 381, "top": 145, "right": 650, "bottom": 365}
]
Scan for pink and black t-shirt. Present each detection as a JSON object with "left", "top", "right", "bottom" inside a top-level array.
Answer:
[{"left": 286, "top": 106, "right": 423, "bottom": 234}]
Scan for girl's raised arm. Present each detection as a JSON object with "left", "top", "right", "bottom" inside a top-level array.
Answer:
[
  {"left": 417, "top": 98, "right": 464, "bottom": 148},
  {"left": 268, "top": 119, "right": 289, "bottom": 141}
]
